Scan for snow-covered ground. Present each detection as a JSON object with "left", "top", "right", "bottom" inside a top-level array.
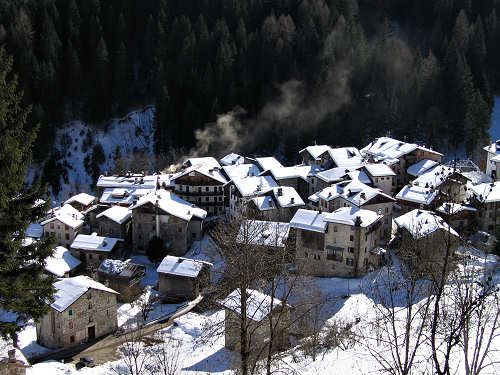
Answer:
[
  {"left": 31, "top": 106, "right": 155, "bottom": 204},
  {"left": 490, "top": 96, "right": 500, "bottom": 142}
]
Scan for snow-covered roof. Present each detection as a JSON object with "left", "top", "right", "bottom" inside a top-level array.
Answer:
[
  {"left": 157, "top": 256, "right": 211, "bottom": 278},
  {"left": 327, "top": 147, "right": 364, "bottom": 167},
  {"left": 364, "top": 163, "right": 396, "bottom": 177},
  {"left": 237, "top": 220, "right": 289, "bottom": 247},
  {"left": 412, "top": 165, "right": 454, "bottom": 189},
  {"left": 395, "top": 185, "right": 438, "bottom": 205},
  {"left": 25, "top": 223, "right": 43, "bottom": 238},
  {"left": 184, "top": 157, "right": 221, "bottom": 169},
  {"left": 50, "top": 276, "right": 118, "bottom": 312},
  {"left": 99, "top": 187, "right": 153, "bottom": 206},
  {"left": 132, "top": 190, "right": 207, "bottom": 221},
  {"left": 220, "top": 153, "right": 245, "bottom": 166},
  {"left": 173, "top": 163, "right": 227, "bottom": 184},
  {"left": 44, "top": 246, "right": 81, "bottom": 277},
  {"left": 96, "top": 206, "right": 132, "bottom": 224},
  {"left": 97, "top": 259, "right": 144, "bottom": 277},
  {"left": 309, "top": 180, "right": 393, "bottom": 206},
  {"left": 255, "top": 157, "right": 283, "bottom": 172},
  {"left": 407, "top": 159, "right": 439, "bottom": 177},
  {"left": 290, "top": 209, "right": 329, "bottom": 233},
  {"left": 64, "top": 193, "right": 96, "bottom": 207},
  {"left": 271, "top": 187, "right": 304, "bottom": 208},
  {"left": 436, "top": 202, "right": 477, "bottom": 215},
  {"left": 266, "top": 166, "right": 311, "bottom": 182},
  {"left": 219, "top": 288, "right": 285, "bottom": 322},
  {"left": 315, "top": 167, "right": 360, "bottom": 183},
  {"left": 40, "top": 204, "right": 85, "bottom": 229},
  {"left": 362, "top": 137, "right": 418, "bottom": 161},
  {"left": 251, "top": 196, "right": 276, "bottom": 211},
  {"left": 471, "top": 182, "right": 500, "bottom": 203},
  {"left": 325, "top": 207, "right": 382, "bottom": 227},
  {"left": 223, "top": 164, "right": 261, "bottom": 181},
  {"left": 70, "top": 234, "right": 121, "bottom": 252},
  {"left": 394, "top": 209, "right": 459, "bottom": 239},
  {"left": 347, "top": 170, "right": 372, "bottom": 184},
  {"left": 96, "top": 175, "right": 158, "bottom": 190},
  {"left": 299, "top": 145, "right": 332, "bottom": 160},
  {"left": 231, "top": 176, "right": 279, "bottom": 197},
  {"left": 483, "top": 140, "right": 500, "bottom": 155}
]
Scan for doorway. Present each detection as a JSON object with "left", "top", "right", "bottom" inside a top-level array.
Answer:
[{"left": 88, "top": 326, "right": 95, "bottom": 340}]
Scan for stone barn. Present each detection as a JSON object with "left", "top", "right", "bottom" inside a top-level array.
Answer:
[{"left": 98, "top": 259, "right": 146, "bottom": 302}]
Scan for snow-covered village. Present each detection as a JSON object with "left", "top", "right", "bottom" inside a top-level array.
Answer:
[
  {"left": 1, "top": 134, "right": 499, "bottom": 375},
  {"left": 3, "top": 1, "right": 500, "bottom": 374}
]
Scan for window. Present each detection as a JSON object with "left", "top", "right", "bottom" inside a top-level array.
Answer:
[
  {"left": 87, "top": 293, "right": 92, "bottom": 300},
  {"left": 346, "top": 258, "right": 354, "bottom": 266},
  {"left": 99, "top": 255, "right": 104, "bottom": 261},
  {"left": 65, "top": 225, "right": 69, "bottom": 231},
  {"left": 89, "top": 303, "right": 92, "bottom": 310},
  {"left": 50, "top": 222, "right": 54, "bottom": 229},
  {"left": 198, "top": 187, "right": 201, "bottom": 193},
  {"left": 89, "top": 316, "right": 93, "bottom": 323},
  {"left": 385, "top": 207, "right": 389, "bottom": 213},
  {"left": 206, "top": 187, "right": 209, "bottom": 192},
  {"left": 304, "top": 252, "right": 308, "bottom": 258},
  {"left": 58, "top": 233, "right": 62, "bottom": 239},
  {"left": 70, "top": 335, "right": 75, "bottom": 343},
  {"left": 107, "top": 296, "right": 110, "bottom": 303},
  {"left": 68, "top": 310, "right": 72, "bottom": 316},
  {"left": 333, "top": 226, "right": 338, "bottom": 233},
  {"left": 65, "top": 233, "right": 70, "bottom": 240},
  {"left": 106, "top": 309, "right": 110, "bottom": 317},
  {"left": 349, "top": 235, "right": 354, "bottom": 242},
  {"left": 348, "top": 247, "right": 354, "bottom": 253},
  {"left": 178, "top": 227, "right": 182, "bottom": 232},
  {"left": 69, "top": 321, "right": 73, "bottom": 329},
  {"left": 89, "top": 254, "right": 93, "bottom": 259}
]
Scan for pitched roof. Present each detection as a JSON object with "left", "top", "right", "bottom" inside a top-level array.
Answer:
[
  {"left": 412, "top": 165, "right": 455, "bottom": 189},
  {"left": 220, "top": 153, "right": 245, "bottom": 166},
  {"left": 436, "top": 202, "right": 477, "bottom": 215},
  {"left": 255, "top": 157, "right": 283, "bottom": 172},
  {"left": 25, "top": 223, "right": 43, "bottom": 238},
  {"left": 223, "top": 164, "right": 261, "bottom": 181},
  {"left": 157, "top": 256, "right": 212, "bottom": 278},
  {"left": 483, "top": 140, "right": 500, "bottom": 155},
  {"left": 219, "top": 289, "right": 285, "bottom": 322},
  {"left": 327, "top": 147, "right": 364, "bottom": 167},
  {"left": 395, "top": 185, "right": 438, "bottom": 205},
  {"left": 394, "top": 209, "right": 459, "bottom": 239},
  {"left": 309, "top": 180, "right": 394, "bottom": 206},
  {"left": 407, "top": 159, "right": 439, "bottom": 177},
  {"left": 96, "top": 175, "right": 158, "bottom": 189},
  {"left": 44, "top": 246, "right": 81, "bottom": 277},
  {"left": 299, "top": 145, "right": 332, "bottom": 160},
  {"left": 324, "top": 207, "right": 382, "bottom": 227},
  {"left": 231, "top": 176, "right": 279, "bottom": 197},
  {"left": 173, "top": 162, "right": 227, "bottom": 184},
  {"left": 471, "top": 182, "right": 500, "bottom": 203},
  {"left": 237, "top": 220, "right": 290, "bottom": 247},
  {"left": 265, "top": 166, "right": 312, "bottom": 182},
  {"left": 40, "top": 204, "right": 85, "bottom": 229},
  {"left": 290, "top": 209, "right": 329, "bottom": 233},
  {"left": 131, "top": 190, "right": 207, "bottom": 221},
  {"left": 49, "top": 276, "right": 118, "bottom": 312},
  {"left": 96, "top": 206, "right": 131, "bottom": 224},
  {"left": 364, "top": 163, "right": 396, "bottom": 177},
  {"left": 184, "top": 157, "right": 221, "bottom": 169},
  {"left": 315, "top": 166, "right": 360, "bottom": 183},
  {"left": 64, "top": 193, "right": 96, "bottom": 207},
  {"left": 70, "top": 234, "right": 121, "bottom": 252}
]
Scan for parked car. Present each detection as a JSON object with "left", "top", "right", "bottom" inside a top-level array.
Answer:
[{"left": 76, "top": 356, "right": 95, "bottom": 370}]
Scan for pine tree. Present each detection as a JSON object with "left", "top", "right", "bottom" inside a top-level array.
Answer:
[
  {"left": 0, "top": 49, "right": 55, "bottom": 344},
  {"left": 153, "top": 85, "right": 170, "bottom": 155}
]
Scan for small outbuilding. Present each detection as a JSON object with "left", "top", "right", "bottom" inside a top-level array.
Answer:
[
  {"left": 44, "top": 246, "right": 82, "bottom": 278},
  {"left": 70, "top": 234, "right": 122, "bottom": 272},
  {"left": 97, "top": 259, "right": 146, "bottom": 302},
  {"left": 96, "top": 206, "right": 132, "bottom": 240},
  {"left": 156, "top": 256, "right": 212, "bottom": 302}
]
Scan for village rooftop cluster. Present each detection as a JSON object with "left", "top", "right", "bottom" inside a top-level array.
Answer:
[{"left": 11, "top": 136, "right": 500, "bottom": 370}]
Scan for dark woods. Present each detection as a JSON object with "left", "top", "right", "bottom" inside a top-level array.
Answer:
[{"left": 1, "top": 0, "right": 498, "bottom": 165}]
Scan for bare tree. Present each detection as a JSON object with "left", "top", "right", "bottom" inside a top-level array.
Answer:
[
  {"left": 148, "top": 331, "right": 183, "bottom": 375},
  {"left": 112, "top": 325, "right": 150, "bottom": 375}
]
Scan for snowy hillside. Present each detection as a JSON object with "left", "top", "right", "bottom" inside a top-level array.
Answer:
[{"left": 40, "top": 106, "right": 155, "bottom": 204}]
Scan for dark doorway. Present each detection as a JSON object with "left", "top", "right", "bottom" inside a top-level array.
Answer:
[{"left": 88, "top": 326, "right": 95, "bottom": 340}]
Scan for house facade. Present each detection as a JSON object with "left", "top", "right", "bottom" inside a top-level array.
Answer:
[
  {"left": 97, "top": 259, "right": 145, "bottom": 303},
  {"left": 36, "top": 276, "right": 118, "bottom": 349},
  {"left": 290, "top": 208, "right": 384, "bottom": 278},
  {"left": 96, "top": 206, "right": 132, "bottom": 240},
  {"left": 70, "top": 234, "right": 122, "bottom": 272},
  {"left": 41, "top": 204, "right": 85, "bottom": 248}
]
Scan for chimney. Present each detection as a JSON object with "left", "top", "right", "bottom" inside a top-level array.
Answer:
[
  {"left": 102, "top": 240, "right": 107, "bottom": 247},
  {"left": 8, "top": 349, "right": 15, "bottom": 362},
  {"left": 278, "top": 187, "right": 283, "bottom": 196},
  {"left": 360, "top": 192, "right": 366, "bottom": 200},
  {"left": 291, "top": 197, "right": 295, "bottom": 204},
  {"left": 177, "top": 258, "right": 183, "bottom": 263}
]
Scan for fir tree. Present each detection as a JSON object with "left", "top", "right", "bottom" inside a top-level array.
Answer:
[{"left": 0, "top": 49, "right": 55, "bottom": 345}]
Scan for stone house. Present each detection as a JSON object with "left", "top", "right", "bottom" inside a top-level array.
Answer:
[
  {"left": 237, "top": 220, "right": 290, "bottom": 250},
  {"left": 255, "top": 157, "right": 283, "bottom": 173},
  {"left": 362, "top": 163, "right": 397, "bottom": 195},
  {"left": 172, "top": 161, "right": 227, "bottom": 217},
  {"left": 249, "top": 187, "right": 305, "bottom": 222},
  {"left": 95, "top": 205, "right": 131, "bottom": 240},
  {"left": 395, "top": 184, "right": 440, "bottom": 213},
  {"left": 131, "top": 190, "right": 206, "bottom": 256},
  {"left": 41, "top": 204, "right": 84, "bottom": 248},
  {"left": 221, "top": 163, "right": 261, "bottom": 182},
  {"left": 261, "top": 166, "right": 314, "bottom": 201},
  {"left": 436, "top": 202, "right": 477, "bottom": 235},
  {"left": 157, "top": 256, "right": 212, "bottom": 301},
  {"left": 226, "top": 176, "right": 279, "bottom": 217},
  {"left": 290, "top": 207, "right": 384, "bottom": 278},
  {"left": 97, "top": 259, "right": 145, "bottom": 303},
  {"left": 219, "top": 288, "right": 290, "bottom": 352},
  {"left": 470, "top": 182, "right": 500, "bottom": 232},
  {"left": 70, "top": 234, "right": 122, "bottom": 272},
  {"left": 44, "top": 246, "right": 82, "bottom": 278},
  {"left": 308, "top": 166, "right": 369, "bottom": 196},
  {"left": 64, "top": 193, "right": 96, "bottom": 212},
  {"left": 320, "top": 147, "right": 364, "bottom": 169},
  {"left": 394, "top": 209, "right": 461, "bottom": 274},
  {"left": 36, "top": 276, "right": 118, "bottom": 349},
  {"left": 220, "top": 153, "right": 245, "bottom": 166},
  {"left": 96, "top": 174, "right": 159, "bottom": 197},
  {"left": 407, "top": 159, "right": 439, "bottom": 180},
  {"left": 299, "top": 145, "right": 332, "bottom": 166},
  {"left": 361, "top": 137, "right": 443, "bottom": 188},
  {"left": 309, "top": 180, "right": 394, "bottom": 241}
]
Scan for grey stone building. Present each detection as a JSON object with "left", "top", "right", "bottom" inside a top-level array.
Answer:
[
  {"left": 97, "top": 259, "right": 145, "bottom": 303},
  {"left": 96, "top": 205, "right": 132, "bottom": 240},
  {"left": 36, "top": 276, "right": 118, "bottom": 349},
  {"left": 290, "top": 208, "right": 384, "bottom": 278},
  {"left": 131, "top": 190, "right": 206, "bottom": 256},
  {"left": 70, "top": 234, "right": 122, "bottom": 272}
]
